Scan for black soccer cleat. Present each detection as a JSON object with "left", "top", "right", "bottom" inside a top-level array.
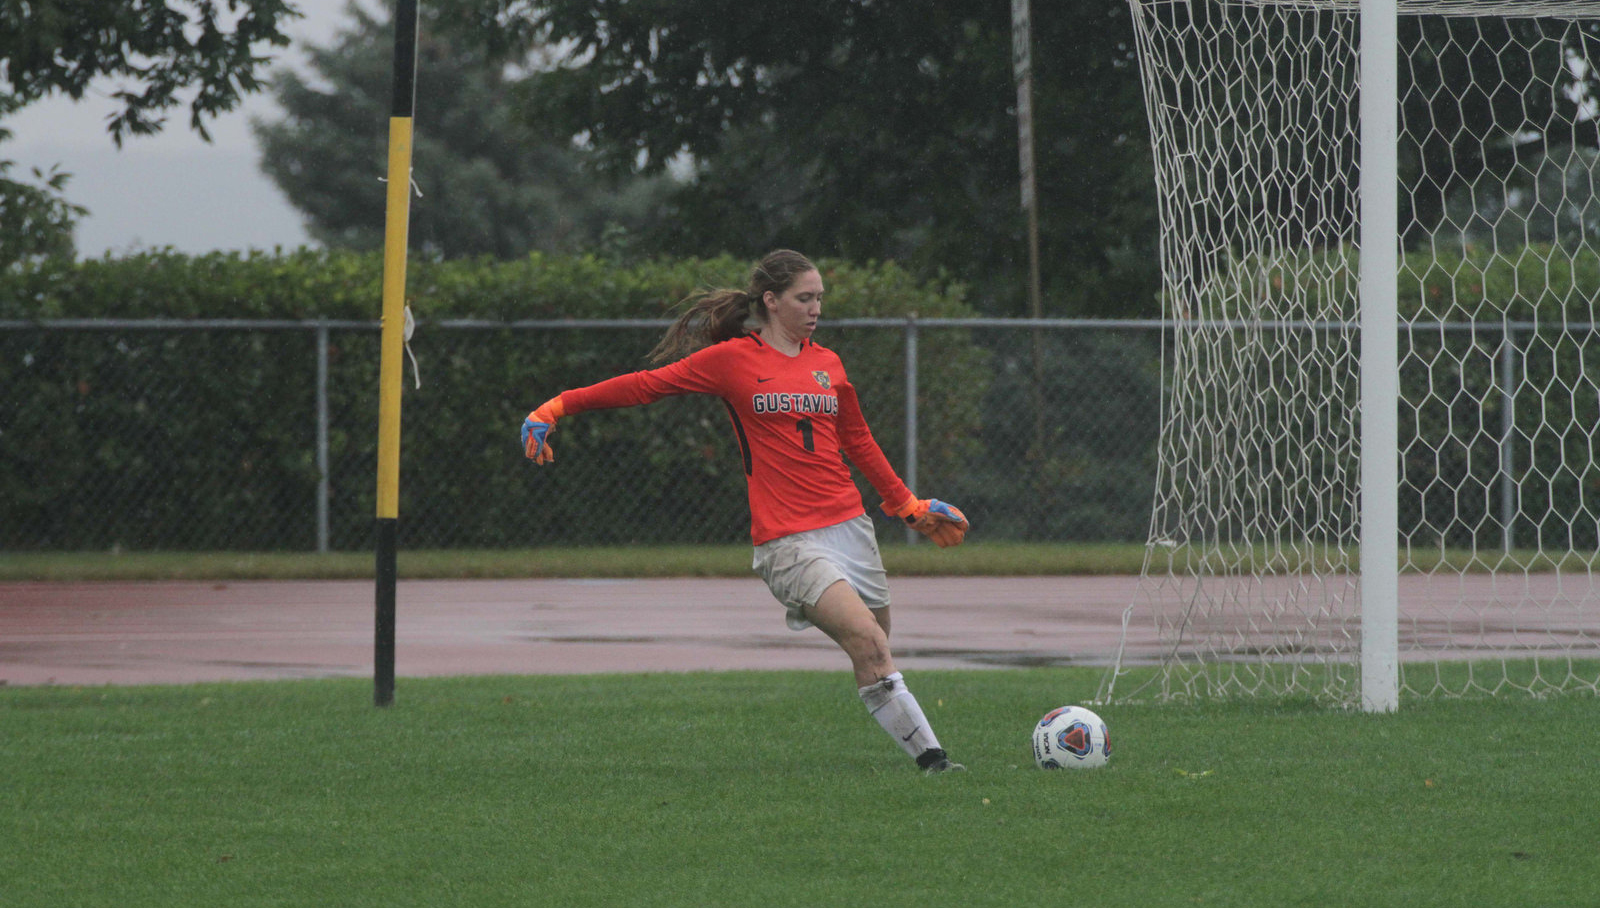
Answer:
[{"left": 916, "top": 747, "right": 966, "bottom": 775}]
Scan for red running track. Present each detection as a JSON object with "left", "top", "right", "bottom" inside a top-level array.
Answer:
[{"left": 0, "top": 577, "right": 1146, "bottom": 686}]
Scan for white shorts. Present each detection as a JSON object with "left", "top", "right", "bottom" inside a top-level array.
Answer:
[{"left": 752, "top": 513, "right": 890, "bottom": 631}]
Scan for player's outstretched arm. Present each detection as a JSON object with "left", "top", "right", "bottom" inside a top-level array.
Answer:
[
  {"left": 519, "top": 363, "right": 703, "bottom": 466},
  {"left": 885, "top": 495, "right": 970, "bottom": 548},
  {"left": 521, "top": 396, "right": 565, "bottom": 464}
]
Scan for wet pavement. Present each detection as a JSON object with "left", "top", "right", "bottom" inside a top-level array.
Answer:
[
  {"left": 0, "top": 576, "right": 1144, "bottom": 686},
  {"left": 6, "top": 573, "right": 1585, "bottom": 687}
]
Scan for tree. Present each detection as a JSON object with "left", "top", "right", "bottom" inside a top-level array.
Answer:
[
  {"left": 0, "top": 157, "right": 86, "bottom": 266},
  {"left": 1400, "top": 16, "right": 1600, "bottom": 250},
  {"left": 452, "top": 0, "right": 1159, "bottom": 316},
  {"left": 1, "top": 0, "right": 298, "bottom": 141},
  {"left": 0, "top": 96, "right": 86, "bottom": 266},
  {"left": 0, "top": 0, "right": 299, "bottom": 265},
  {"left": 254, "top": 2, "right": 674, "bottom": 260}
]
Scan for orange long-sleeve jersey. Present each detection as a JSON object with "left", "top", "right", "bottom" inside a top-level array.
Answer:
[{"left": 559, "top": 333, "right": 912, "bottom": 545}]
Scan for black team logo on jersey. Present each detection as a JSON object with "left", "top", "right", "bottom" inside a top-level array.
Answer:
[{"left": 812, "top": 371, "right": 831, "bottom": 389}]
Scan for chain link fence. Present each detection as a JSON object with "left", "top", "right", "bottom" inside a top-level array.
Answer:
[{"left": 1, "top": 318, "right": 1167, "bottom": 552}]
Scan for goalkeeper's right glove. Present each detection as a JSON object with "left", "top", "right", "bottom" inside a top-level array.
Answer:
[
  {"left": 521, "top": 396, "right": 565, "bottom": 464},
  {"left": 885, "top": 496, "right": 970, "bottom": 548}
]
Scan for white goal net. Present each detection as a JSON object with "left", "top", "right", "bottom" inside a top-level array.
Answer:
[{"left": 1105, "top": 0, "right": 1600, "bottom": 703}]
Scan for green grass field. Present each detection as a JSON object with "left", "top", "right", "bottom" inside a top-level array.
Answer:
[{"left": 4, "top": 668, "right": 1597, "bottom": 907}]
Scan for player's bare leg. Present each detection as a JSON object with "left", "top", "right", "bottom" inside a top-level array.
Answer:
[{"left": 804, "top": 580, "right": 893, "bottom": 687}]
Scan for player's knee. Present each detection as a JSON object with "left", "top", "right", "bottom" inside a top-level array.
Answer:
[{"left": 842, "top": 625, "right": 892, "bottom": 673}]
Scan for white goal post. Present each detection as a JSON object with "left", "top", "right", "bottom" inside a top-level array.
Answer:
[{"left": 1105, "top": 0, "right": 1600, "bottom": 707}]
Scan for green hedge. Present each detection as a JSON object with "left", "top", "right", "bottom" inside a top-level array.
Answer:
[
  {"left": 2, "top": 248, "right": 973, "bottom": 321},
  {"left": 1, "top": 250, "right": 994, "bottom": 550}
]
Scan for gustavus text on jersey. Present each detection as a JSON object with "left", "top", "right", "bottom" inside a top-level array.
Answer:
[{"left": 751, "top": 392, "right": 839, "bottom": 415}]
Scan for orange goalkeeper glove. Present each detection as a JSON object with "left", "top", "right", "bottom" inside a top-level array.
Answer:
[
  {"left": 520, "top": 397, "right": 565, "bottom": 464},
  {"left": 885, "top": 496, "right": 970, "bottom": 548}
]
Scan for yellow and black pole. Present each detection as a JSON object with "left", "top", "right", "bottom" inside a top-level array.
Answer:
[{"left": 375, "top": 0, "right": 419, "bottom": 708}]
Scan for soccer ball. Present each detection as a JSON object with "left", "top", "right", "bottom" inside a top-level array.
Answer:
[{"left": 1031, "top": 705, "right": 1111, "bottom": 770}]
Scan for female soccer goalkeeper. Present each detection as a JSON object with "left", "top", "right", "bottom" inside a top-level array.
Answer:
[{"left": 520, "top": 249, "right": 970, "bottom": 774}]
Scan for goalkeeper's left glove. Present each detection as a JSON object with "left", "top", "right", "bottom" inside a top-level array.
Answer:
[
  {"left": 885, "top": 496, "right": 969, "bottom": 548},
  {"left": 521, "top": 396, "right": 565, "bottom": 464}
]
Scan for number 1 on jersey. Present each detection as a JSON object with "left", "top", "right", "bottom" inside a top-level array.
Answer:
[{"left": 795, "top": 417, "right": 815, "bottom": 452}]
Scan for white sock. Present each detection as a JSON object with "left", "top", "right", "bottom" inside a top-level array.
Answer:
[{"left": 857, "top": 672, "right": 942, "bottom": 759}]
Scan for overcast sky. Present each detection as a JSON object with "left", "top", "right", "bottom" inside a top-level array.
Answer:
[{"left": 5, "top": 2, "right": 361, "bottom": 259}]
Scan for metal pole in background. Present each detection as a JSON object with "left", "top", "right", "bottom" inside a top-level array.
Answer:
[
  {"left": 1012, "top": 0, "right": 1050, "bottom": 526},
  {"left": 1499, "top": 325, "right": 1517, "bottom": 553},
  {"left": 375, "top": 0, "right": 420, "bottom": 708},
  {"left": 904, "top": 315, "right": 920, "bottom": 545},
  {"left": 317, "top": 323, "right": 330, "bottom": 554}
]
